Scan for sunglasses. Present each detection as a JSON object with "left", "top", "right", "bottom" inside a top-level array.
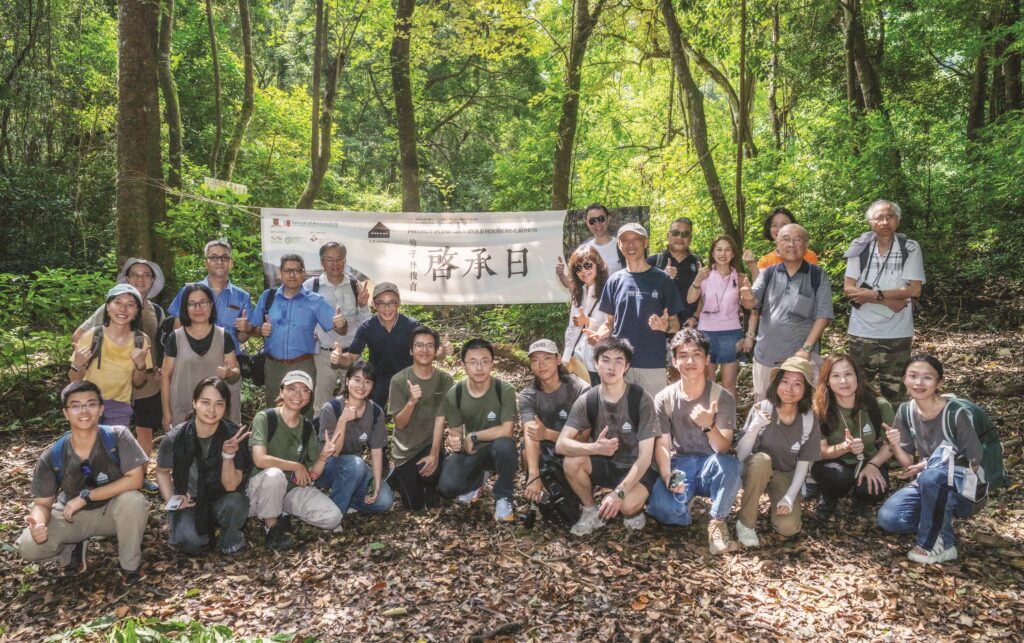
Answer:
[
  {"left": 587, "top": 215, "right": 607, "bottom": 225},
  {"left": 80, "top": 461, "right": 98, "bottom": 489},
  {"left": 670, "top": 230, "right": 692, "bottom": 238},
  {"left": 575, "top": 261, "right": 595, "bottom": 273}
]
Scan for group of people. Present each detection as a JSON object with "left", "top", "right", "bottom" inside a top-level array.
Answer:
[{"left": 15, "top": 199, "right": 1003, "bottom": 587}]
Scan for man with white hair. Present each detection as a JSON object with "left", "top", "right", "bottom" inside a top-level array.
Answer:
[{"left": 842, "top": 199, "right": 925, "bottom": 403}]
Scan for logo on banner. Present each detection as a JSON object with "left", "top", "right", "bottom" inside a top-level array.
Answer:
[
  {"left": 369, "top": 222, "right": 390, "bottom": 239},
  {"left": 272, "top": 218, "right": 292, "bottom": 228}
]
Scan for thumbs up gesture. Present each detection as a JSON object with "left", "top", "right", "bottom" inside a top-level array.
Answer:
[
  {"left": 216, "top": 356, "right": 231, "bottom": 380},
  {"left": 592, "top": 427, "right": 619, "bottom": 456},
  {"left": 694, "top": 266, "right": 711, "bottom": 285},
  {"left": 648, "top": 307, "right": 671, "bottom": 332},
  {"left": 845, "top": 428, "right": 864, "bottom": 456},
  {"left": 234, "top": 309, "right": 249, "bottom": 332},
  {"left": 261, "top": 314, "right": 272, "bottom": 337},
  {"left": 440, "top": 333, "right": 453, "bottom": 358},
  {"left": 407, "top": 379, "right": 422, "bottom": 403},
  {"left": 332, "top": 306, "right": 348, "bottom": 334},
  {"left": 882, "top": 422, "right": 901, "bottom": 449},
  {"left": 27, "top": 515, "right": 48, "bottom": 544},
  {"left": 330, "top": 341, "right": 344, "bottom": 366},
  {"left": 690, "top": 400, "right": 718, "bottom": 431},
  {"left": 573, "top": 307, "right": 591, "bottom": 328}
]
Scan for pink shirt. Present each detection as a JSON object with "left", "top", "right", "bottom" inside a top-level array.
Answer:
[{"left": 697, "top": 268, "right": 742, "bottom": 331}]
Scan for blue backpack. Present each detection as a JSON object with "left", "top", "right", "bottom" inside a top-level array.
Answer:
[{"left": 49, "top": 425, "right": 121, "bottom": 486}]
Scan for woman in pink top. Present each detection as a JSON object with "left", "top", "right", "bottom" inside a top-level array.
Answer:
[{"left": 688, "top": 235, "right": 754, "bottom": 397}]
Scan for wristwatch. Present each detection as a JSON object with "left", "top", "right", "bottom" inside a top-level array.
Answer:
[
  {"left": 875, "top": 289, "right": 885, "bottom": 301},
  {"left": 702, "top": 425, "right": 713, "bottom": 434},
  {"left": 79, "top": 488, "right": 92, "bottom": 503},
  {"left": 614, "top": 487, "right": 625, "bottom": 500},
  {"left": 801, "top": 343, "right": 813, "bottom": 353},
  {"left": 469, "top": 433, "right": 479, "bottom": 450}
]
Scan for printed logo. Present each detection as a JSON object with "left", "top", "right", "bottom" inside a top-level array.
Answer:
[
  {"left": 487, "top": 411, "right": 497, "bottom": 421},
  {"left": 96, "top": 472, "right": 110, "bottom": 485},
  {"left": 790, "top": 441, "right": 801, "bottom": 453},
  {"left": 652, "top": 290, "right": 659, "bottom": 299},
  {"left": 862, "top": 424, "right": 873, "bottom": 434},
  {"left": 691, "top": 264, "right": 698, "bottom": 272},
  {"left": 369, "top": 221, "right": 390, "bottom": 239},
  {"left": 622, "top": 422, "right": 634, "bottom": 433},
  {"left": 359, "top": 432, "right": 368, "bottom": 443},
  {"left": 559, "top": 410, "right": 568, "bottom": 419}
]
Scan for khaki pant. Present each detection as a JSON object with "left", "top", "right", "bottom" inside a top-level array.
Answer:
[
  {"left": 625, "top": 367, "right": 667, "bottom": 397},
  {"left": 16, "top": 491, "right": 149, "bottom": 571},
  {"left": 246, "top": 468, "right": 342, "bottom": 530},
  {"left": 264, "top": 356, "right": 317, "bottom": 416},
  {"left": 739, "top": 453, "right": 803, "bottom": 537},
  {"left": 312, "top": 350, "right": 342, "bottom": 412}
]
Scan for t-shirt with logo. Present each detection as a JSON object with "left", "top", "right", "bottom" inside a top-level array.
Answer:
[
  {"left": 318, "top": 398, "right": 387, "bottom": 456},
  {"left": 388, "top": 365, "right": 455, "bottom": 466},
  {"left": 893, "top": 400, "right": 982, "bottom": 464},
  {"left": 565, "top": 386, "right": 660, "bottom": 469},
  {"left": 598, "top": 268, "right": 685, "bottom": 369},
  {"left": 742, "top": 406, "right": 822, "bottom": 472},
  {"left": 654, "top": 382, "right": 737, "bottom": 456},
  {"left": 518, "top": 376, "right": 590, "bottom": 439},
  {"left": 32, "top": 425, "right": 149, "bottom": 506},
  {"left": 820, "top": 398, "right": 893, "bottom": 466},
  {"left": 249, "top": 409, "right": 321, "bottom": 476},
  {"left": 444, "top": 378, "right": 517, "bottom": 435}
]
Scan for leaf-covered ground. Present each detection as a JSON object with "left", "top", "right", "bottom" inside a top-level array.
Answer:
[{"left": 1, "top": 328, "right": 1022, "bottom": 641}]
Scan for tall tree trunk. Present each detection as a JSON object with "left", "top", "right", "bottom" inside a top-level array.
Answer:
[
  {"left": 842, "top": 7, "right": 866, "bottom": 121},
  {"left": 390, "top": 0, "right": 420, "bottom": 211},
  {"left": 840, "top": 0, "right": 884, "bottom": 112},
  {"left": 734, "top": 0, "right": 747, "bottom": 248},
  {"left": 768, "top": 0, "right": 782, "bottom": 149},
  {"left": 297, "top": 0, "right": 327, "bottom": 208},
  {"left": 660, "top": 0, "right": 736, "bottom": 240},
  {"left": 157, "top": 0, "right": 182, "bottom": 195},
  {"left": 205, "top": 0, "right": 222, "bottom": 177},
  {"left": 220, "top": 0, "right": 254, "bottom": 180},
  {"left": 967, "top": 44, "right": 988, "bottom": 141},
  {"left": 1002, "top": 0, "right": 1022, "bottom": 111},
  {"left": 550, "top": 0, "right": 607, "bottom": 210},
  {"left": 116, "top": 0, "right": 172, "bottom": 287}
]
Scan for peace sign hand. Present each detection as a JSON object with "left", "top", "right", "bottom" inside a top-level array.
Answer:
[{"left": 222, "top": 425, "right": 252, "bottom": 455}]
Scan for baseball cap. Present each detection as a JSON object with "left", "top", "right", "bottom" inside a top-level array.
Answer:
[
  {"left": 616, "top": 222, "right": 649, "bottom": 239},
  {"left": 528, "top": 339, "right": 559, "bottom": 356},
  {"left": 372, "top": 282, "right": 400, "bottom": 300},
  {"left": 105, "top": 283, "right": 144, "bottom": 309},
  {"left": 281, "top": 370, "right": 314, "bottom": 391}
]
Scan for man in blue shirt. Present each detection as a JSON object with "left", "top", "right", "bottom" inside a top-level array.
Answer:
[
  {"left": 590, "top": 222, "right": 684, "bottom": 395},
  {"left": 168, "top": 239, "right": 254, "bottom": 351},
  {"left": 249, "top": 254, "right": 348, "bottom": 410}
]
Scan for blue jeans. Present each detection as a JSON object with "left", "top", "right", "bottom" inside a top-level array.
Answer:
[
  {"left": 318, "top": 454, "right": 395, "bottom": 515},
  {"left": 647, "top": 453, "right": 742, "bottom": 525},
  {"left": 877, "top": 460, "right": 984, "bottom": 549},
  {"left": 168, "top": 492, "right": 250, "bottom": 555}
]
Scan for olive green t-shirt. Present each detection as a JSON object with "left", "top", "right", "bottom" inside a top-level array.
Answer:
[
  {"left": 389, "top": 366, "right": 455, "bottom": 466},
  {"left": 443, "top": 378, "right": 517, "bottom": 435},
  {"left": 249, "top": 409, "right": 321, "bottom": 477},
  {"left": 820, "top": 397, "right": 894, "bottom": 466}
]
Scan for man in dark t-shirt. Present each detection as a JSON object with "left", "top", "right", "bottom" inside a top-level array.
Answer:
[{"left": 647, "top": 217, "right": 702, "bottom": 327}]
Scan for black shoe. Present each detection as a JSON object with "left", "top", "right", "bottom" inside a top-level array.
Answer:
[
  {"left": 264, "top": 522, "right": 294, "bottom": 551},
  {"left": 802, "top": 477, "right": 820, "bottom": 500},
  {"left": 814, "top": 497, "right": 837, "bottom": 521},
  {"left": 120, "top": 566, "right": 146, "bottom": 586},
  {"left": 63, "top": 541, "right": 88, "bottom": 576},
  {"left": 850, "top": 498, "right": 872, "bottom": 518},
  {"left": 278, "top": 514, "right": 293, "bottom": 532}
]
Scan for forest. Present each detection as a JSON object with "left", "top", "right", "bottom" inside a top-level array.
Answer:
[{"left": 0, "top": 0, "right": 1023, "bottom": 640}]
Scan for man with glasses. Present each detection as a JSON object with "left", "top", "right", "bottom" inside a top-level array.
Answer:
[
  {"left": 842, "top": 200, "right": 925, "bottom": 403},
  {"left": 746, "top": 224, "right": 834, "bottom": 401},
  {"left": 16, "top": 381, "right": 150, "bottom": 585},
  {"left": 332, "top": 282, "right": 452, "bottom": 409},
  {"left": 556, "top": 203, "right": 624, "bottom": 288},
  {"left": 647, "top": 217, "right": 702, "bottom": 328},
  {"left": 303, "top": 242, "right": 371, "bottom": 410},
  {"left": 248, "top": 254, "right": 348, "bottom": 409}
]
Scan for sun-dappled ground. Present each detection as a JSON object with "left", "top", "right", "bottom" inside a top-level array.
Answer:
[{"left": 0, "top": 328, "right": 1022, "bottom": 641}]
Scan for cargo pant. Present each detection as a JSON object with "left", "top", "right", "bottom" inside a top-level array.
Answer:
[{"left": 847, "top": 335, "right": 912, "bottom": 405}]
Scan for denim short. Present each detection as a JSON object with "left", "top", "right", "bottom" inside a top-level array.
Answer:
[{"left": 703, "top": 328, "right": 744, "bottom": 364}]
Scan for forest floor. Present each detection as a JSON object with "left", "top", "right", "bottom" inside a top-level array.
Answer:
[{"left": 0, "top": 321, "right": 1022, "bottom": 641}]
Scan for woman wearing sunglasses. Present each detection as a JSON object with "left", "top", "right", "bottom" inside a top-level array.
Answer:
[{"left": 562, "top": 247, "right": 609, "bottom": 385}]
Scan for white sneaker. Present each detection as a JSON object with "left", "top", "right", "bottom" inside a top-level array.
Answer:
[
  {"left": 907, "top": 538, "right": 958, "bottom": 564},
  {"left": 570, "top": 506, "right": 605, "bottom": 536},
  {"left": 457, "top": 472, "right": 490, "bottom": 504},
  {"left": 494, "top": 498, "right": 515, "bottom": 522},
  {"left": 735, "top": 520, "right": 760, "bottom": 548},
  {"left": 622, "top": 512, "right": 646, "bottom": 531}
]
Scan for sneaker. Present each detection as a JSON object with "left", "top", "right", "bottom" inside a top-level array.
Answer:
[
  {"left": 735, "top": 520, "right": 760, "bottom": 548},
  {"left": 142, "top": 479, "right": 160, "bottom": 494},
  {"left": 907, "top": 539, "right": 958, "bottom": 564},
  {"left": 494, "top": 498, "right": 515, "bottom": 522},
  {"left": 814, "top": 497, "right": 837, "bottom": 521},
  {"left": 801, "top": 476, "right": 820, "bottom": 500},
  {"left": 570, "top": 506, "right": 605, "bottom": 536},
  {"left": 220, "top": 538, "right": 246, "bottom": 556},
  {"left": 264, "top": 522, "right": 294, "bottom": 551},
  {"left": 708, "top": 520, "right": 739, "bottom": 555},
  {"left": 622, "top": 512, "right": 646, "bottom": 531},
  {"left": 120, "top": 566, "right": 146, "bottom": 586},
  {"left": 457, "top": 472, "right": 490, "bottom": 504}
]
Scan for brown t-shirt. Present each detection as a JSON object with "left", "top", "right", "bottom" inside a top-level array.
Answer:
[
  {"left": 319, "top": 400, "right": 387, "bottom": 456},
  {"left": 654, "top": 382, "right": 737, "bottom": 456},
  {"left": 32, "top": 425, "right": 149, "bottom": 505},
  {"left": 565, "top": 386, "right": 660, "bottom": 469},
  {"left": 743, "top": 404, "right": 822, "bottom": 472}
]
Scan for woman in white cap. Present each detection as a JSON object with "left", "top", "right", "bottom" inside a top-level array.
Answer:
[
  {"left": 246, "top": 370, "right": 342, "bottom": 550},
  {"left": 735, "top": 356, "right": 822, "bottom": 546},
  {"left": 68, "top": 284, "right": 153, "bottom": 428}
]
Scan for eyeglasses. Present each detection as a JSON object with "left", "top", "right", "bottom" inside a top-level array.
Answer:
[
  {"left": 465, "top": 359, "right": 492, "bottom": 369},
  {"left": 67, "top": 401, "right": 101, "bottom": 413},
  {"left": 906, "top": 374, "right": 937, "bottom": 384},
  {"left": 187, "top": 299, "right": 212, "bottom": 309},
  {"left": 777, "top": 236, "right": 807, "bottom": 246},
  {"left": 281, "top": 268, "right": 304, "bottom": 276},
  {"left": 575, "top": 261, "right": 595, "bottom": 273},
  {"left": 587, "top": 215, "right": 606, "bottom": 225},
  {"left": 413, "top": 342, "right": 436, "bottom": 351},
  {"left": 322, "top": 257, "right": 345, "bottom": 264},
  {"left": 206, "top": 255, "right": 231, "bottom": 262},
  {"left": 80, "top": 461, "right": 98, "bottom": 489},
  {"left": 127, "top": 272, "right": 154, "bottom": 280},
  {"left": 669, "top": 230, "right": 692, "bottom": 238},
  {"left": 871, "top": 214, "right": 897, "bottom": 222},
  {"left": 374, "top": 300, "right": 399, "bottom": 308}
]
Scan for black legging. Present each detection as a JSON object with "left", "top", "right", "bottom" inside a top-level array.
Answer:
[
  {"left": 388, "top": 444, "right": 445, "bottom": 510},
  {"left": 812, "top": 459, "right": 889, "bottom": 503}
]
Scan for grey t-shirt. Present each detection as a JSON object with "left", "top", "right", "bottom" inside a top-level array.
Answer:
[
  {"left": 894, "top": 400, "right": 983, "bottom": 464},
  {"left": 742, "top": 406, "right": 822, "bottom": 472},
  {"left": 518, "top": 376, "right": 590, "bottom": 435},
  {"left": 388, "top": 366, "right": 454, "bottom": 466},
  {"left": 565, "top": 386, "right": 660, "bottom": 469},
  {"left": 156, "top": 425, "right": 214, "bottom": 497},
  {"left": 319, "top": 400, "right": 387, "bottom": 455},
  {"left": 654, "top": 382, "right": 737, "bottom": 456},
  {"left": 32, "top": 425, "right": 149, "bottom": 505},
  {"left": 751, "top": 262, "right": 834, "bottom": 367}
]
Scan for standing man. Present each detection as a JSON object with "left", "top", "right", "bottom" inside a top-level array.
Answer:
[
  {"left": 388, "top": 325, "right": 454, "bottom": 510},
  {"left": 746, "top": 224, "right": 834, "bottom": 401},
  {"left": 843, "top": 200, "right": 925, "bottom": 403},
  {"left": 303, "top": 242, "right": 371, "bottom": 410},
  {"left": 438, "top": 338, "right": 519, "bottom": 522},
  {"left": 647, "top": 217, "right": 702, "bottom": 328},
  {"left": 248, "top": 254, "right": 348, "bottom": 409},
  {"left": 556, "top": 204, "right": 624, "bottom": 288},
  {"left": 332, "top": 282, "right": 452, "bottom": 410},
  {"left": 647, "top": 328, "right": 742, "bottom": 554},
  {"left": 16, "top": 381, "right": 150, "bottom": 585},
  {"left": 557, "top": 338, "right": 659, "bottom": 536},
  {"left": 590, "top": 222, "right": 685, "bottom": 395}
]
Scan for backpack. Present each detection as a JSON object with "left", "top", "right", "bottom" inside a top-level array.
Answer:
[
  {"left": 584, "top": 383, "right": 644, "bottom": 436},
  {"left": 453, "top": 378, "right": 505, "bottom": 412},
  {"left": 86, "top": 326, "right": 149, "bottom": 370},
  {"left": 311, "top": 276, "right": 360, "bottom": 301},
  {"left": 855, "top": 233, "right": 910, "bottom": 277},
  {"left": 264, "top": 408, "right": 316, "bottom": 461},
  {"left": 311, "top": 398, "right": 382, "bottom": 438},
  {"left": 897, "top": 396, "right": 1006, "bottom": 491},
  {"left": 151, "top": 303, "right": 174, "bottom": 364},
  {"left": 537, "top": 446, "right": 581, "bottom": 530},
  {"left": 49, "top": 425, "right": 121, "bottom": 487},
  {"left": 241, "top": 289, "right": 277, "bottom": 385},
  {"left": 751, "top": 399, "right": 815, "bottom": 451},
  {"left": 757, "top": 262, "right": 824, "bottom": 312}
]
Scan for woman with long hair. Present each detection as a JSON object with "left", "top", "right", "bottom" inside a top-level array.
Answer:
[
  {"left": 742, "top": 207, "right": 819, "bottom": 281},
  {"left": 562, "top": 246, "right": 609, "bottom": 385}
]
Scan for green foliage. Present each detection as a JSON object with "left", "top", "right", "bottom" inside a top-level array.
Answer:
[
  {"left": 46, "top": 615, "right": 302, "bottom": 643},
  {"left": 476, "top": 304, "right": 567, "bottom": 347}
]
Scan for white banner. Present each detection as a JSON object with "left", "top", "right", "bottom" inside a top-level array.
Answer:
[{"left": 260, "top": 209, "right": 569, "bottom": 304}]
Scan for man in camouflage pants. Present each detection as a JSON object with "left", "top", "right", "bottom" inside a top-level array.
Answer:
[{"left": 842, "top": 200, "right": 925, "bottom": 403}]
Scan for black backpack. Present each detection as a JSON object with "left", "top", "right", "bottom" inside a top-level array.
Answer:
[
  {"left": 536, "top": 446, "right": 581, "bottom": 530},
  {"left": 311, "top": 277, "right": 360, "bottom": 301},
  {"left": 584, "top": 384, "right": 644, "bottom": 435},
  {"left": 86, "top": 326, "right": 149, "bottom": 370},
  {"left": 240, "top": 289, "right": 277, "bottom": 385},
  {"left": 264, "top": 408, "right": 316, "bottom": 461}
]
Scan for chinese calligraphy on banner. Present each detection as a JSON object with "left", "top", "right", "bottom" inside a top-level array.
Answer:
[{"left": 260, "top": 209, "right": 569, "bottom": 304}]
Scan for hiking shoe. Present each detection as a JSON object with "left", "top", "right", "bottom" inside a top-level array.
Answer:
[
  {"left": 142, "top": 479, "right": 160, "bottom": 494},
  {"left": 570, "top": 506, "right": 605, "bottom": 536},
  {"left": 622, "top": 512, "right": 646, "bottom": 531},
  {"left": 907, "top": 539, "right": 958, "bottom": 564},
  {"left": 457, "top": 472, "right": 489, "bottom": 504},
  {"left": 735, "top": 520, "right": 760, "bottom": 548},
  {"left": 814, "top": 496, "right": 837, "bottom": 521},
  {"left": 708, "top": 520, "right": 739, "bottom": 555},
  {"left": 120, "top": 566, "right": 146, "bottom": 586},
  {"left": 801, "top": 476, "right": 820, "bottom": 500},
  {"left": 221, "top": 538, "right": 246, "bottom": 556},
  {"left": 264, "top": 522, "right": 294, "bottom": 551},
  {"left": 62, "top": 541, "right": 88, "bottom": 575},
  {"left": 494, "top": 498, "right": 515, "bottom": 522}
]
